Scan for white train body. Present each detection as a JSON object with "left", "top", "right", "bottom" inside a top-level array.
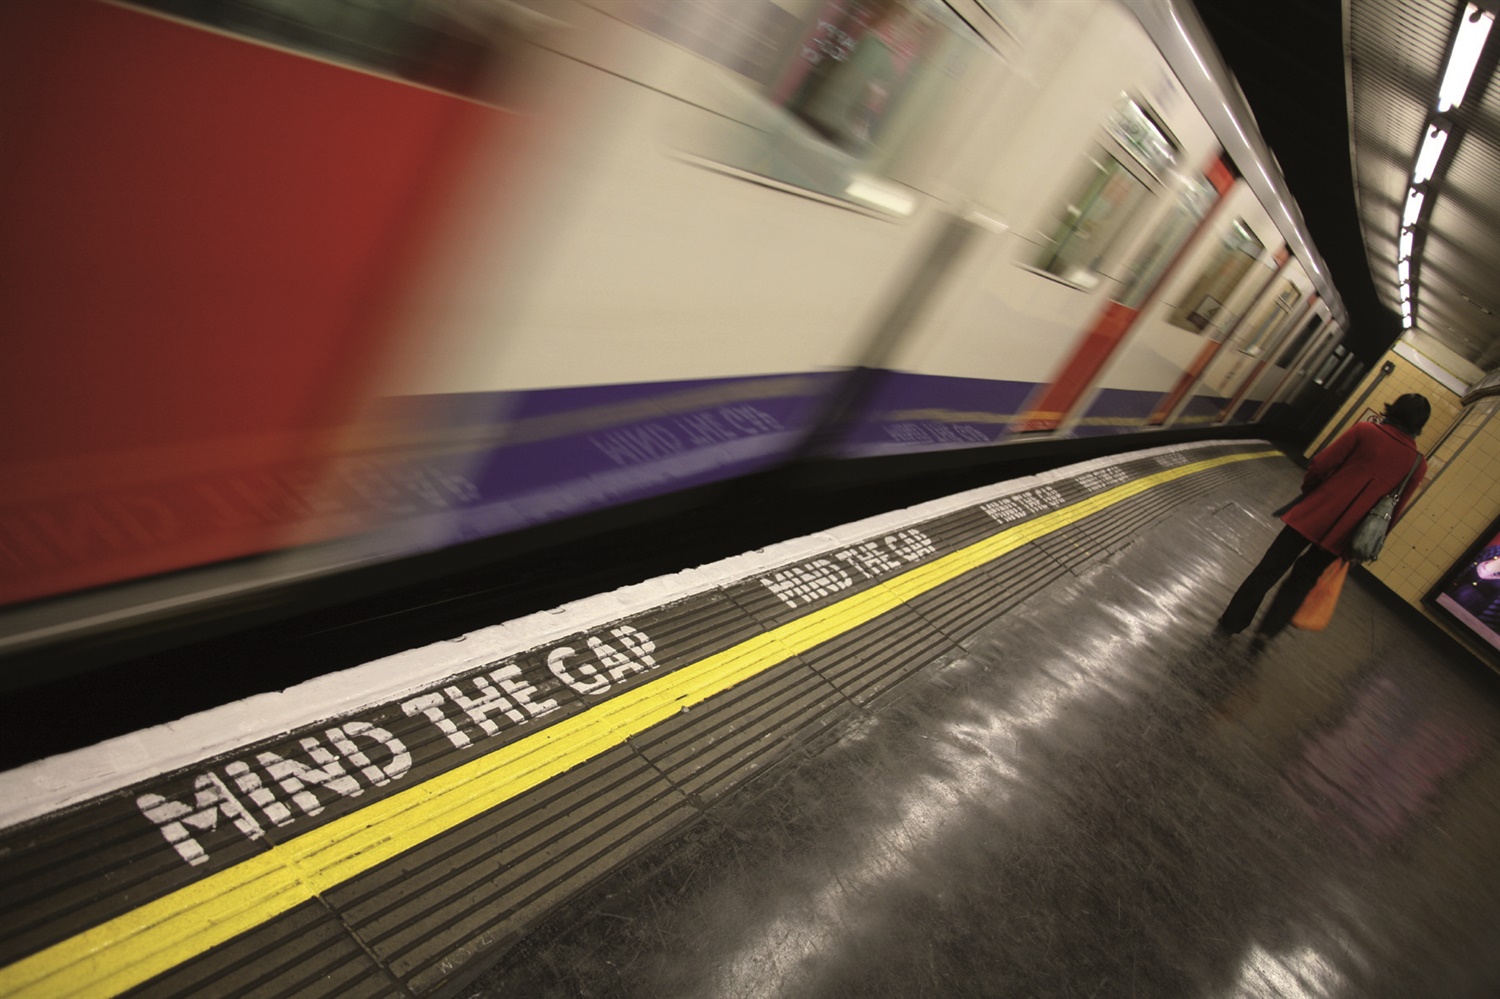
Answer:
[{"left": 0, "top": 0, "right": 1350, "bottom": 647}]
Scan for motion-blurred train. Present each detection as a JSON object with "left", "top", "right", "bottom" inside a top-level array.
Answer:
[{"left": 0, "top": 0, "right": 1366, "bottom": 657}]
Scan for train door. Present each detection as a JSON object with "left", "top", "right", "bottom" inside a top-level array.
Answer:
[
  {"left": 1256, "top": 326, "right": 1344, "bottom": 424},
  {"left": 1211, "top": 295, "right": 1320, "bottom": 423},
  {"left": 1049, "top": 177, "right": 1297, "bottom": 436},
  {"left": 1163, "top": 256, "right": 1319, "bottom": 426},
  {"left": 1145, "top": 245, "right": 1290, "bottom": 425},
  {"left": 1008, "top": 151, "right": 1236, "bottom": 434}
]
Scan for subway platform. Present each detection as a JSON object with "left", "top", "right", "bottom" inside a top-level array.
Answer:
[{"left": 4, "top": 441, "right": 1500, "bottom": 998}]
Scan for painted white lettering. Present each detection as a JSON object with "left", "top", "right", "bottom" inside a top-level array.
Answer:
[
  {"left": 445, "top": 676, "right": 527, "bottom": 737},
  {"left": 589, "top": 636, "right": 644, "bottom": 683},
  {"left": 224, "top": 759, "right": 293, "bottom": 827},
  {"left": 981, "top": 498, "right": 1024, "bottom": 524},
  {"left": 835, "top": 541, "right": 905, "bottom": 578},
  {"left": 677, "top": 412, "right": 737, "bottom": 445},
  {"left": 1079, "top": 467, "right": 1129, "bottom": 491},
  {"left": 886, "top": 423, "right": 932, "bottom": 443},
  {"left": 548, "top": 646, "right": 610, "bottom": 695},
  {"left": 760, "top": 572, "right": 803, "bottom": 609},
  {"left": 137, "top": 773, "right": 263, "bottom": 867},
  {"left": 885, "top": 529, "right": 936, "bottom": 562},
  {"left": 256, "top": 737, "right": 363, "bottom": 817},
  {"left": 591, "top": 424, "right": 684, "bottom": 466},
  {"left": 813, "top": 559, "right": 853, "bottom": 593},
  {"left": 326, "top": 722, "right": 411, "bottom": 786},
  {"left": 759, "top": 559, "right": 854, "bottom": 608},
  {"left": 831, "top": 550, "right": 875, "bottom": 579},
  {"left": 719, "top": 405, "right": 780, "bottom": 434},
  {"left": 982, "top": 487, "right": 1065, "bottom": 525},
  {"left": 610, "top": 625, "right": 657, "bottom": 668},
  {"left": 436, "top": 470, "right": 482, "bottom": 503},
  {"left": 488, "top": 663, "right": 559, "bottom": 718},
  {"left": 402, "top": 692, "right": 471, "bottom": 749}
]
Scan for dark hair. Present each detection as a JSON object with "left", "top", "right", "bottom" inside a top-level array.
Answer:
[{"left": 1384, "top": 393, "right": 1431, "bottom": 436}]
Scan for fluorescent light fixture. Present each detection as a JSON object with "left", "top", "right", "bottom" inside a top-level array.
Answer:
[
  {"left": 1399, "top": 281, "right": 1412, "bottom": 302},
  {"left": 1398, "top": 229, "right": 1414, "bottom": 260},
  {"left": 1412, "top": 124, "right": 1450, "bottom": 183},
  {"left": 1403, "top": 311, "right": 1415, "bottom": 329},
  {"left": 845, "top": 176, "right": 915, "bottom": 216},
  {"left": 1402, "top": 300, "right": 1413, "bottom": 319},
  {"left": 1439, "top": 4, "right": 1495, "bottom": 112},
  {"left": 1402, "top": 188, "right": 1425, "bottom": 227},
  {"left": 1398, "top": 259, "right": 1411, "bottom": 283}
]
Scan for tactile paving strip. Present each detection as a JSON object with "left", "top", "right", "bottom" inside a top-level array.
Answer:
[
  {"left": 328, "top": 745, "right": 696, "bottom": 996},
  {"left": 0, "top": 443, "right": 1278, "bottom": 998},
  {"left": 122, "top": 901, "right": 402, "bottom": 999}
]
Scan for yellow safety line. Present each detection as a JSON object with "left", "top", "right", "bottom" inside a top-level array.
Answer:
[{"left": 0, "top": 450, "right": 1274, "bottom": 997}]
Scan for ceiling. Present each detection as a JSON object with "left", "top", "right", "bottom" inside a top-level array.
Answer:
[
  {"left": 1346, "top": 0, "right": 1500, "bottom": 370},
  {"left": 1196, "top": 0, "right": 1500, "bottom": 376}
]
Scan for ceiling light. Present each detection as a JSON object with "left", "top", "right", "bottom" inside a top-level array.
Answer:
[
  {"left": 1412, "top": 124, "right": 1450, "bottom": 184},
  {"left": 1399, "top": 281, "right": 1411, "bottom": 302},
  {"left": 1403, "top": 312, "right": 1415, "bottom": 329},
  {"left": 1402, "top": 299, "right": 1413, "bottom": 318},
  {"left": 1398, "top": 229, "right": 1414, "bottom": 259},
  {"left": 1439, "top": 4, "right": 1495, "bottom": 112},
  {"left": 1402, "top": 188, "right": 1425, "bottom": 227},
  {"left": 1398, "top": 259, "right": 1411, "bottom": 283}
]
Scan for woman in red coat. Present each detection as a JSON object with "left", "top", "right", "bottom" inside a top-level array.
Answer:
[{"left": 1218, "top": 393, "right": 1430, "bottom": 642}]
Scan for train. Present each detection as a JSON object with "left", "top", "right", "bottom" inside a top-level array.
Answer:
[{"left": 0, "top": 0, "right": 1366, "bottom": 664}]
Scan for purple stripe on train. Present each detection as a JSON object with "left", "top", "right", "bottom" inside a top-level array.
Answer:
[
  {"left": 836, "top": 370, "right": 1037, "bottom": 456},
  {"left": 373, "top": 373, "right": 838, "bottom": 552},
  {"left": 1175, "top": 394, "right": 1228, "bottom": 426},
  {"left": 1072, "top": 387, "right": 1160, "bottom": 438}
]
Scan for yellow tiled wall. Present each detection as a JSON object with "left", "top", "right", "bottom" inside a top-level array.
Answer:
[{"left": 1306, "top": 352, "right": 1462, "bottom": 458}]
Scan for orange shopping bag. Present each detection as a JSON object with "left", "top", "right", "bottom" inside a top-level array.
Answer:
[{"left": 1292, "top": 559, "right": 1349, "bottom": 631}]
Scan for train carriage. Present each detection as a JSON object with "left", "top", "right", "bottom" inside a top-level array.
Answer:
[{"left": 0, "top": 0, "right": 1354, "bottom": 661}]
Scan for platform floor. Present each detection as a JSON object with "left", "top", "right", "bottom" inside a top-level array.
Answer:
[
  {"left": 5, "top": 443, "right": 1500, "bottom": 999},
  {"left": 466, "top": 459, "right": 1500, "bottom": 997}
]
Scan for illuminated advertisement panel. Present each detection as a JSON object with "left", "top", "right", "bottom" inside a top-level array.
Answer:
[{"left": 1430, "top": 517, "right": 1500, "bottom": 653}]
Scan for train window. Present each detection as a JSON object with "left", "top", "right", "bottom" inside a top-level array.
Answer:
[
  {"left": 1313, "top": 345, "right": 1347, "bottom": 386},
  {"left": 127, "top": 0, "right": 494, "bottom": 95},
  {"left": 1238, "top": 280, "right": 1302, "bottom": 356},
  {"left": 1167, "top": 219, "right": 1264, "bottom": 333},
  {"left": 1277, "top": 314, "right": 1324, "bottom": 367},
  {"left": 1104, "top": 95, "right": 1178, "bottom": 179},
  {"left": 1031, "top": 95, "right": 1176, "bottom": 289},
  {"left": 1115, "top": 174, "right": 1218, "bottom": 309},
  {"left": 779, "top": 0, "right": 939, "bottom": 154},
  {"left": 1032, "top": 152, "right": 1151, "bottom": 288},
  {"left": 623, "top": 0, "right": 985, "bottom": 212}
]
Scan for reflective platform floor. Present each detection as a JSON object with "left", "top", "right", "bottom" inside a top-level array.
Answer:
[
  {"left": 7, "top": 445, "right": 1500, "bottom": 999},
  {"left": 467, "top": 457, "right": 1500, "bottom": 998}
]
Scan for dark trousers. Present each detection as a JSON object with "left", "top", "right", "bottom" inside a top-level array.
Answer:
[{"left": 1219, "top": 526, "right": 1339, "bottom": 638}]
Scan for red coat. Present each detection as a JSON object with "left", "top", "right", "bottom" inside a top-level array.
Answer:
[{"left": 1282, "top": 421, "right": 1426, "bottom": 554}]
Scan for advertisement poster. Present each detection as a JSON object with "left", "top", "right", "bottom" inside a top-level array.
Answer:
[{"left": 1431, "top": 519, "right": 1500, "bottom": 653}]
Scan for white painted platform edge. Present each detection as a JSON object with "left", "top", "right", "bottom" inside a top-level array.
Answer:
[{"left": 0, "top": 440, "right": 1271, "bottom": 830}]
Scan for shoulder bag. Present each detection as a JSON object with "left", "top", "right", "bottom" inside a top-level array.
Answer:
[{"left": 1346, "top": 453, "right": 1421, "bottom": 563}]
